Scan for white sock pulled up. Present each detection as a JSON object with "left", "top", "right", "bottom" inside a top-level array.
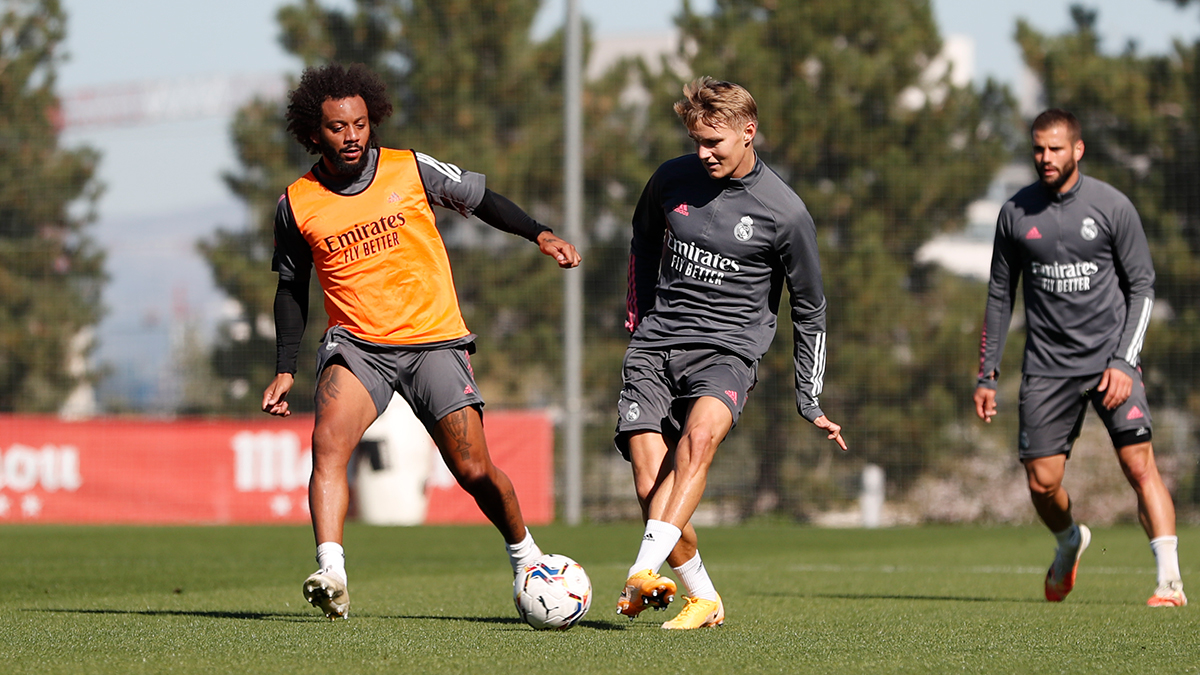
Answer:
[
  {"left": 315, "top": 541, "right": 347, "bottom": 584},
  {"left": 671, "top": 551, "right": 718, "bottom": 602},
  {"left": 628, "top": 519, "right": 682, "bottom": 578},
  {"left": 1150, "top": 535, "right": 1182, "bottom": 586}
]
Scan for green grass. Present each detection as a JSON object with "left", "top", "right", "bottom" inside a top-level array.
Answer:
[{"left": 1, "top": 524, "right": 1197, "bottom": 674}]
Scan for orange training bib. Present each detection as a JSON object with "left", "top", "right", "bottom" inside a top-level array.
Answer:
[{"left": 286, "top": 149, "right": 470, "bottom": 344}]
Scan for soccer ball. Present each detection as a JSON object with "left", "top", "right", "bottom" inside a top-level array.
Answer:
[{"left": 513, "top": 553, "right": 592, "bottom": 630}]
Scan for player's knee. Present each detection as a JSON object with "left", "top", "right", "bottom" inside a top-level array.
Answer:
[
  {"left": 1118, "top": 446, "right": 1158, "bottom": 484},
  {"left": 452, "top": 459, "right": 494, "bottom": 491},
  {"left": 1026, "top": 471, "right": 1062, "bottom": 497},
  {"left": 310, "top": 430, "right": 352, "bottom": 469},
  {"left": 679, "top": 428, "right": 718, "bottom": 461},
  {"left": 633, "top": 475, "right": 658, "bottom": 504}
]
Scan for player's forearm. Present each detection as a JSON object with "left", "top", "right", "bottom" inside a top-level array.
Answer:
[
  {"left": 274, "top": 277, "right": 309, "bottom": 374},
  {"left": 977, "top": 292, "right": 1011, "bottom": 388},
  {"left": 1113, "top": 230, "right": 1155, "bottom": 369},
  {"left": 792, "top": 328, "right": 827, "bottom": 423},
  {"left": 1114, "top": 291, "right": 1154, "bottom": 370},
  {"left": 472, "top": 189, "right": 550, "bottom": 242},
  {"left": 625, "top": 246, "right": 662, "bottom": 332}
]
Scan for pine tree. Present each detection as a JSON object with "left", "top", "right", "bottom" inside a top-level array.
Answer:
[{"left": 0, "top": 0, "right": 103, "bottom": 412}]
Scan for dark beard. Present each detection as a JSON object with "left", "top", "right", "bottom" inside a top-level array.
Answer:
[
  {"left": 319, "top": 138, "right": 369, "bottom": 178},
  {"left": 1040, "top": 158, "right": 1077, "bottom": 191}
]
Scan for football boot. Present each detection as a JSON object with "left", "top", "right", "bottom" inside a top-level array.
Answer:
[
  {"left": 661, "top": 594, "right": 725, "bottom": 630},
  {"left": 1045, "top": 524, "right": 1091, "bottom": 602},
  {"left": 616, "top": 569, "right": 676, "bottom": 619},
  {"left": 303, "top": 568, "right": 350, "bottom": 620}
]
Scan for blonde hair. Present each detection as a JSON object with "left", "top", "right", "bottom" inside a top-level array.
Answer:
[{"left": 673, "top": 77, "right": 758, "bottom": 130}]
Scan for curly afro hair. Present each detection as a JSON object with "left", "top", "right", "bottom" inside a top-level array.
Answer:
[{"left": 286, "top": 63, "right": 394, "bottom": 154}]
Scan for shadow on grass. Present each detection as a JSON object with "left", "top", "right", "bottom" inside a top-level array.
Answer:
[
  {"left": 371, "top": 614, "right": 627, "bottom": 631},
  {"left": 806, "top": 592, "right": 1040, "bottom": 604},
  {"left": 31, "top": 608, "right": 628, "bottom": 630},
  {"left": 32, "top": 608, "right": 311, "bottom": 622},
  {"left": 759, "top": 591, "right": 1125, "bottom": 606}
]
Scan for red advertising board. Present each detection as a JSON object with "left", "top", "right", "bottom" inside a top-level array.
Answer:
[{"left": 0, "top": 412, "right": 553, "bottom": 525}]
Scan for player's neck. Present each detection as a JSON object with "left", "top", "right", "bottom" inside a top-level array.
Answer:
[
  {"left": 1056, "top": 169, "right": 1080, "bottom": 194},
  {"left": 731, "top": 150, "right": 757, "bottom": 180}
]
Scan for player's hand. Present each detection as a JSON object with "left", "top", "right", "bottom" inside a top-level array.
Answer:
[
  {"left": 813, "top": 415, "right": 847, "bottom": 451},
  {"left": 262, "top": 373, "right": 295, "bottom": 417},
  {"left": 537, "top": 231, "right": 581, "bottom": 268},
  {"left": 1097, "top": 367, "right": 1133, "bottom": 410},
  {"left": 974, "top": 386, "right": 997, "bottom": 423}
]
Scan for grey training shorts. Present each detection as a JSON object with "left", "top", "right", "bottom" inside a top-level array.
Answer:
[
  {"left": 1018, "top": 370, "right": 1153, "bottom": 459},
  {"left": 614, "top": 345, "right": 757, "bottom": 460},
  {"left": 316, "top": 326, "right": 484, "bottom": 433}
]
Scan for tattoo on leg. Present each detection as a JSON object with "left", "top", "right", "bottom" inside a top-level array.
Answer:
[
  {"left": 442, "top": 408, "right": 474, "bottom": 462},
  {"left": 315, "top": 367, "right": 343, "bottom": 413}
]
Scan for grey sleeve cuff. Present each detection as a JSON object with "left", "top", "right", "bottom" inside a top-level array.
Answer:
[
  {"left": 1107, "top": 358, "right": 1138, "bottom": 377},
  {"left": 798, "top": 403, "right": 826, "bottom": 424}
]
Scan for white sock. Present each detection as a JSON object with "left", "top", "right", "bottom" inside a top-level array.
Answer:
[
  {"left": 316, "top": 542, "right": 346, "bottom": 584},
  {"left": 628, "top": 519, "right": 682, "bottom": 577},
  {"left": 507, "top": 528, "right": 543, "bottom": 575},
  {"left": 672, "top": 552, "right": 718, "bottom": 602},
  {"left": 1150, "top": 535, "right": 1182, "bottom": 586}
]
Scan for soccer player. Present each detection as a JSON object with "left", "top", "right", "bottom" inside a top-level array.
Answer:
[
  {"left": 975, "top": 108, "right": 1185, "bottom": 607},
  {"left": 261, "top": 63, "right": 581, "bottom": 620},
  {"left": 615, "top": 77, "right": 847, "bottom": 629}
]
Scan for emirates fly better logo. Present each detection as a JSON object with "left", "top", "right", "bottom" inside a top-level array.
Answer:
[{"left": 665, "top": 232, "right": 741, "bottom": 287}]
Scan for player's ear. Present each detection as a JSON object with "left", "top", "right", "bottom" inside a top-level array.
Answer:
[
  {"left": 743, "top": 120, "right": 757, "bottom": 146},
  {"left": 1074, "top": 139, "right": 1085, "bottom": 162}
]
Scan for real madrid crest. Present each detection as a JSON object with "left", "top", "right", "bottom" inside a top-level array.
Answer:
[
  {"left": 734, "top": 216, "right": 754, "bottom": 241},
  {"left": 625, "top": 402, "right": 641, "bottom": 422},
  {"left": 1080, "top": 217, "right": 1098, "bottom": 241}
]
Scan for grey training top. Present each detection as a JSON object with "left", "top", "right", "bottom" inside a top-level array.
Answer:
[
  {"left": 978, "top": 173, "right": 1155, "bottom": 388},
  {"left": 627, "top": 154, "right": 828, "bottom": 422}
]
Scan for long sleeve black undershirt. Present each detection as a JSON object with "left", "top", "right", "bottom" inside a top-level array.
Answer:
[
  {"left": 473, "top": 189, "right": 551, "bottom": 242},
  {"left": 274, "top": 275, "right": 309, "bottom": 375}
]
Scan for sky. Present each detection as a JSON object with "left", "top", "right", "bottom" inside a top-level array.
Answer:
[{"left": 48, "top": 0, "right": 1200, "bottom": 409}]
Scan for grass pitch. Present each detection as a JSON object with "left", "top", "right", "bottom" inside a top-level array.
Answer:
[{"left": 1, "top": 523, "right": 1197, "bottom": 674}]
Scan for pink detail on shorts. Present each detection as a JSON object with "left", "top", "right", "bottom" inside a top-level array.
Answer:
[
  {"left": 1026, "top": 227, "right": 1042, "bottom": 240},
  {"left": 464, "top": 385, "right": 474, "bottom": 395},
  {"left": 673, "top": 202, "right": 689, "bottom": 216},
  {"left": 1127, "top": 406, "right": 1144, "bottom": 420},
  {"left": 725, "top": 390, "right": 739, "bottom": 405},
  {"left": 464, "top": 351, "right": 474, "bottom": 376}
]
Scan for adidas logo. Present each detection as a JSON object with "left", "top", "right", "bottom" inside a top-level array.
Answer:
[
  {"left": 725, "top": 390, "right": 739, "bottom": 405},
  {"left": 1126, "top": 406, "right": 1145, "bottom": 420},
  {"left": 673, "top": 203, "right": 689, "bottom": 216},
  {"left": 464, "top": 385, "right": 474, "bottom": 395},
  {"left": 1026, "top": 227, "right": 1043, "bottom": 240},
  {"left": 643, "top": 533, "right": 655, "bottom": 541},
  {"left": 387, "top": 192, "right": 401, "bottom": 203}
]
